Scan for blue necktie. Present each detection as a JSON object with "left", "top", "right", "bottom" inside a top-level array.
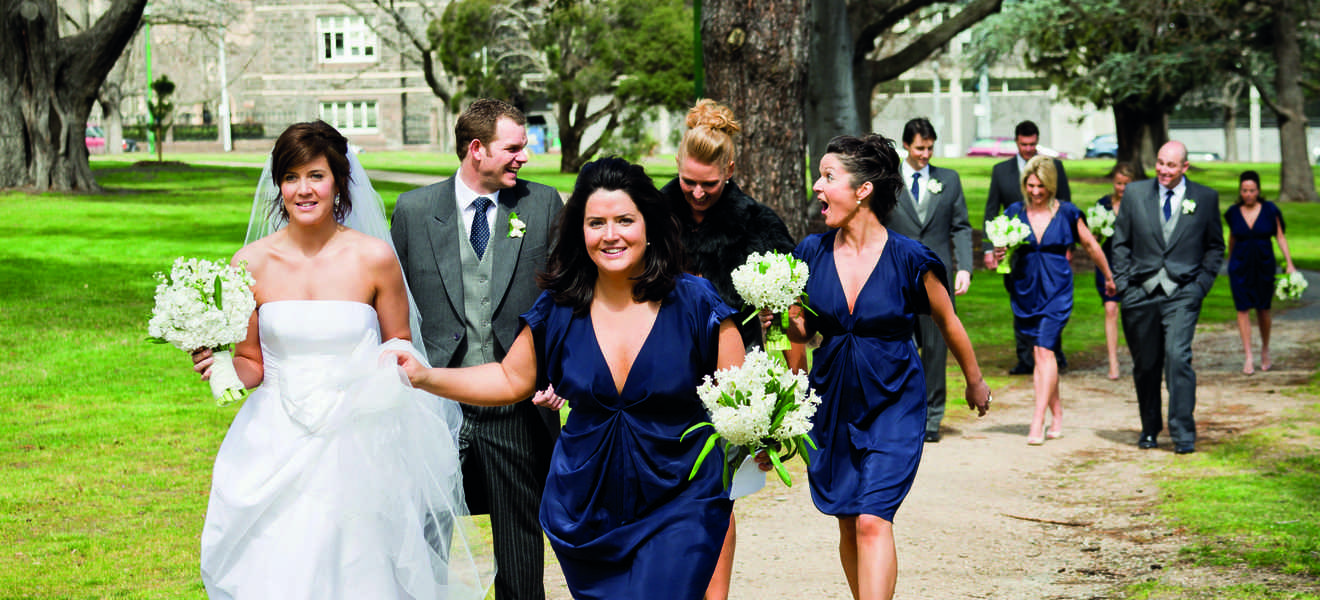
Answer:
[
  {"left": 470, "top": 196, "right": 492, "bottom": 259},
  {"left": 911, "top": 173, "right": 921, "bottom": 205},
  {"left": 1162, "top": 190, "right": 1173, "bottom": 222}
]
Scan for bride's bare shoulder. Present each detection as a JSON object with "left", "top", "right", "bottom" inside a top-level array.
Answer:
[
  {"left": 232, "top": 232, "right": 283, "bottom": 271},
  {"left": 337, "top": 228, "right": 396, "bottom": 266}
]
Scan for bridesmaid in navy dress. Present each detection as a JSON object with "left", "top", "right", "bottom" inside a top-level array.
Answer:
[
  {"left": 786, "top": 134, "right": 990, "bottom": 600},
  {"left": 1091, "top": 163, "right": 1136, "bottom": 380},
  {"left": 393, "top": 158, "right": 745, "bottom": 600},
  {"left": 1225, "top": 170, "right": 1297, "bottom": 374},
  {"left": 993, "top": 156, "right": 1114, "bottom": 445}
]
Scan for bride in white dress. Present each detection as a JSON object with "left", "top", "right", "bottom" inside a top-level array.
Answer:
[{"left": 190, "top": 121, "right": 492, "bottom": 599}]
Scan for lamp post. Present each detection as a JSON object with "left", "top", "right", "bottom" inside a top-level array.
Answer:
[{"left": 143, "top": 2, "right": 154, "bottom": 155}]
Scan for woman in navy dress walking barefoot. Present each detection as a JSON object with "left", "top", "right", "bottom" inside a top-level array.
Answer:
[
  {"left": 1225, "top": 170, "right": 1297, "bottom": 374},
  {"left": 787, "top": 134, "right": 991, "bottom": 600}
]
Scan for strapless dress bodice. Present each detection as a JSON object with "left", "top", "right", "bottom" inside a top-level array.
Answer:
[{"left": 257, "top": 300, "right": 379, "bottom": 388}]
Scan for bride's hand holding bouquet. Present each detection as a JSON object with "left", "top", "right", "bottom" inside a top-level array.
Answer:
[{"left": 147, "top": 257, "right": 256, "bottom": 406}]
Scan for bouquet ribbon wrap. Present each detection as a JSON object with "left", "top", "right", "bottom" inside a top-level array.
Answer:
[{"left": 208, "top": 350, "right": 249, "bottom": 407}]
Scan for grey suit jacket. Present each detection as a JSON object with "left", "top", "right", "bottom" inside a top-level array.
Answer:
[
  {"left": 390, "top": 176, "right": 563, "bottom": 367},
  {"left": 885, "top": 165, "right": 973, "bottom": 279},
  {"left": 984, "top": 156, "right": 1071, "bottom": 252},
  {"left": 1111, "top": 177, "right": 1224, "bottom": 300}
]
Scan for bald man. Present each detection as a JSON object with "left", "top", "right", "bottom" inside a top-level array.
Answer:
[{"left": 1110, "top": 141, "right": 1224, "bottom": 455}]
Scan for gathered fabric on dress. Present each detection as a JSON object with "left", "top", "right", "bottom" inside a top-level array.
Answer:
[
  {"left": 522, "top": 274, "right": 735, "bottom": 600},
  {"left": 201, "top": 300, "right": 491, "bottom": 600},
  {"left": 1003, "top": 201, "right": 1083, "bottom": 350},
  {"left": 1225, "top": 201, "right": 1284, "bottom": 311},
  {"left": 795, "top": 231, "right": 946, "bottom": 521}
]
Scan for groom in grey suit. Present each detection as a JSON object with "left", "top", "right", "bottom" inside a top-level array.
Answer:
[
  {"left": 391, "top": 99, "right": 561, "bottom": 599},
  {"left": 884, "top": 118, "right": 973, "bottom": 442},
  {"left": 1111, "top": 140, "right": 1223, "bottom": 455}
]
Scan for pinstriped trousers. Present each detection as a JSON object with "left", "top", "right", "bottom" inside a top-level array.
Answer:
[{"left": 459, "top": 401, "right": 554, "bottom": 600}]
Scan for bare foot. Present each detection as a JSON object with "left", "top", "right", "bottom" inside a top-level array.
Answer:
[
  {"left": 1107, "top": 369, "right": 1120, "bottom": 381},
  {"left": 1243, "top": 359, "right": 1255, "bottom": 375},
  {"left": 1261, "top": 350, "right": 1272, "bottom": 371}
]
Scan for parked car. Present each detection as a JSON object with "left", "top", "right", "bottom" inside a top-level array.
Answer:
[
  {"left": 965, "top": 137, "right": 1017, "bottom": 157},
  {"left": 85, "top": 125, "right": 139, "bottom": 153},
  {"left": 1084, "top": 134, "right": 1118, "bottom": 159},
  {"left": 1187, "top": 150, "right": 1221, "bottom": 162},
  {"left": 966, "top": 136, "right": 1069, "bottom": 159}
]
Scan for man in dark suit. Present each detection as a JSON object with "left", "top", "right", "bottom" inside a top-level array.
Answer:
[
  {"left": 1111, "top": 141, "right": 1223, "bottom": 454},
  {"left": 884, "top": 118, "right": 973, "bottom": 443},
  {"left": 983, "top": 120, "right": 1071, "bottom": 375},
  {"left": 391, "top": 99, "right": 561, "bottom": 599}
]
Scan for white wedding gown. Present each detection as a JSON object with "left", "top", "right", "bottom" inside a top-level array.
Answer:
[{"left": 200, "top": 300, "right": 492, "bottom": 599}]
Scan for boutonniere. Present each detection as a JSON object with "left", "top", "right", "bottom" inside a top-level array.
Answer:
[
  {"left": 1181, "top": 199, "right": 1197, "bottom": 215},
  {"left": 925, "top": 178, "right": 943, "bottom": 195},
  {"left": 508, "top": 212, "right": 526, "bottom": 238}
]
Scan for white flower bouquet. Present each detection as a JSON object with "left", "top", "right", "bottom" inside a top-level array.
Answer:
[
  {"left": 730, "top": 251, "right": 813, "bottom": 353},
  {"left": 985, "top": 214, "right": 1032, "bottom": 274},
  {"left": 683, "top": 350, "right": 821, "bottom": 491},
  {"left": 1274, "top": 271, "right": 1308, "bottom": 301},
  {"left": 1086, "top": 203, "right": 1116, "bottom": 245},
  {"left": 147, "top": 257, "right": 257, "bottom": 406}
]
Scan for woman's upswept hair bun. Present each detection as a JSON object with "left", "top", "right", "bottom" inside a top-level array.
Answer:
[{"left": 677, "top": 99, "right": 740, "bottom": 169}]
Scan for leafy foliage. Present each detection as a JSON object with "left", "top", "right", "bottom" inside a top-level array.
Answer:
[{"left": 433, "top": 0, "right": 692, "bottom": 171}]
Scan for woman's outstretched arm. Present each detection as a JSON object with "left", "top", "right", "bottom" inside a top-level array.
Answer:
[
  {"left": 393, "top": 325, "right": 539, "bottom": 406},
  {"left": 925, "top": 271, "right": 991, "bottom": 416}
]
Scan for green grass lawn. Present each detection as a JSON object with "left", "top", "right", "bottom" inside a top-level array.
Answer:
[{"left": 4, "top": 156, "right": 1318, "bottom": 597}]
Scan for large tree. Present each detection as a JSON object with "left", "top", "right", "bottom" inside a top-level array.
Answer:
[
  {"left": 435, "top": 0, "right": 693, "bottom": 173},
  {"left": 1, "top": 0, "right": 147, "bottom": 191},
  {"left": 704, "top": 0, "right": 812, "bottom": 239},
  {"left": 971, "top": 0, "right": 1241, "bottom": 172},
  {"left": 1249, "top": 0, "right": 1317, "bottom": 202},
  {"left": 807, "top": 0, "right": 1003, "bottom": 164}
]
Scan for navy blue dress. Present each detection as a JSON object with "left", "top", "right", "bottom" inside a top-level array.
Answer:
[
  {"left": 794, "top": 230, "right": 946, "bottom": 521},
  {"left": 522, "top": 274, "right": 735, "bottom": 600},
  {"left": 1226, "top": 201, "right": 1285, "bottom": 311},
  {"left": 1090, "top": 196, "right": 1120, "bottom": 303},
  {"left": 1004, "top": 201, "right": 1084, "bottom": 350}
]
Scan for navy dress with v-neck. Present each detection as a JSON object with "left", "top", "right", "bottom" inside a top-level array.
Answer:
[
  {"left": 794, "top": 230, "right": 946, "bottom": 521},
  {"left": 521, "top": 273, "right": 735, "bottom": 600},
  {"left": 1004, "top": 200, "right": 1083, "bottom": 349},
  {"left": 1225, "top": 201, "right": 1285, "bottom": 311}
]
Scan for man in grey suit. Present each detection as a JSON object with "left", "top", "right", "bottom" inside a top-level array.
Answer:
[
  {"left": 391, "top": 99, "right": 561, "bottom": 599},
  {"left": 885, "top": 118, "right": 973, "bottom": 443},
  {"left": 1111, "top": 141, "right": 1223, "bottom": 455},
  {"left": 983, "top": 120, "right": 1070, "bottom": 375}
]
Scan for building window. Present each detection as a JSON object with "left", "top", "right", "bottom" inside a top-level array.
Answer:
[
  {"left": 320, "top": 100, "right": 379, "bottom": 134},
  {"left": 317, "top": 15, "right": 376, "bottom": 63}
]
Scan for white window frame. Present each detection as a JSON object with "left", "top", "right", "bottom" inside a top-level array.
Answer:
[
  {"left": 317, "top": 15, "right": 377, "bottom": 63},
  {"left": 320, "top": 100, "right": 379, "bottom": 135}
]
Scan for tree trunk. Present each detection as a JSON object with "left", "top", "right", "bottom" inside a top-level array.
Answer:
[
  {"left": 1222, "top": 102, "right": 1238, "bottom": 163},
  {"left": 1266, "top": 0, "right": 1317, "bottom": 202},
  {"left": 0, "top": 0, "right": 147, "bottom": 191},
  {"left": 1112, "top": 100, "right": 1167, "bottom": 178},
  {"left": 704, "top": 0, "right": 812, "bottom": 239},
  {"left": 556, "top": 101, "right": 583, "bottom": 174},
  {"left": 804, "top": 0, "right": 858, "bottom": 169}
]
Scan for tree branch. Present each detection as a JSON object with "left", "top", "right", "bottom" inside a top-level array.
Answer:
[
  {"left": 869, "top": 0, "right": 1002, "bottom": 83},
  {"left": 851, "top": 0, "right": 939, "bottom": 47}
]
